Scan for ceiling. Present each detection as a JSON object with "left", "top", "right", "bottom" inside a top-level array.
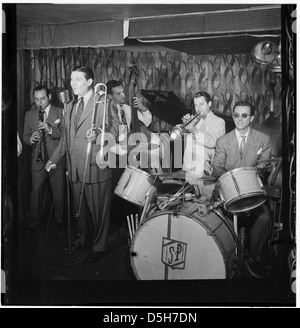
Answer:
[
  {"left": 16, "top": 3, "right": 266, "bottom": 27},
  {"left": 16, "top": 3, "right": 282, "bottom": 55}
]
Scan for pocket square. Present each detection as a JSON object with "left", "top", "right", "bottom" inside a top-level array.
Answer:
[
  {"left": 256, "top": 148, "right": 262, "bottom": 155},
  {"left": 54, "top": 119, "right": 61, "bottom": 124}
]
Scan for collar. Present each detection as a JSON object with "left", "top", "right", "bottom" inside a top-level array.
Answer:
[
  {"left": 235, "top": 127, "right": 250, "bottom": 140},
  {"left": 44, "top": 104, "right": 51, "bottom": 117},
  {"left": 79, "top": 89, "right": 93, "bottom": 108}
]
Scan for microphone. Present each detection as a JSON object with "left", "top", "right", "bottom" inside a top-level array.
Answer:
[{"left": 59, "top": 90, "right": 71, "bottom": 104}]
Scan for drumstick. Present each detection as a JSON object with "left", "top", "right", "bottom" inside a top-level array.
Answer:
[
  {"left": 127, "top": 215, "right": 133, "bottom": 240},
  {"left": 131, "top": 214, "right": 135, "bottom": 235},
  {"left": 135, "top": 214, "right": 139, "bottom": 230}
]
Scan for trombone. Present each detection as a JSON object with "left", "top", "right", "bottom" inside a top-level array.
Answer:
[{"left": 93, "top": 83, "right": 108, "bottom": 161}]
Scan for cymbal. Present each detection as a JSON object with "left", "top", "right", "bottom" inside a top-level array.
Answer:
[
  {"left": 152, "top": 170, "right": 216, "bottom": 181},
  {"left": 257, "top": 158, "right": 282, "bottom": 163}
]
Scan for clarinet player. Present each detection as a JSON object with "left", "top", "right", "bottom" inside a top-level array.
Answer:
[{"left": 23, "top": 85, "right": 66, "bottom": 234}]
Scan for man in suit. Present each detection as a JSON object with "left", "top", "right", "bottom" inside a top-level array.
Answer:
[
  {"left": 23, "top": 85, "right": 66, "bottom": 233},
  {"left": 172, "top": 91, "right": 226, "bottom": 199},
  {"left": 46, "top": 66, "right": 119, "bottom": 263},
  {"left": 106, "top": 79, "right": 153, "bottom": 161},
  {"left": 106, "top": 79, "right": 152, "bottom": 133},
  {"left": 211, "top": 101, "right": 273, "bottom": 273}
]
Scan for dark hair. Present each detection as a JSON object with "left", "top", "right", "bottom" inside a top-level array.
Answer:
[
  {"left": 33, "top": 85, "right": 50, "bottom": 97},
  {"left": 233, "top": 101, "right": 255, "bottom": 116},
  {"left": 194, "top": 91, "right": 211, "bottom": 104},
  {"left": 106, "top": 80, "right": 123, "bottom": 95},
  {"left": 72, "top": 66, "right": 94, "bottom": 81}
]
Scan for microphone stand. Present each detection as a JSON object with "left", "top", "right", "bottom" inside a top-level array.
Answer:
[{"left": 56, "top": 91, "right": 86, "bottom": 266}]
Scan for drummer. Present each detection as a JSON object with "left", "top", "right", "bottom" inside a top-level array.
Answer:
[
  {"left": 177, "top": 91, "right": 226, "bottom": 199},
  {"left": 211, "top": 101, "right": 272, "bottom": 274}
]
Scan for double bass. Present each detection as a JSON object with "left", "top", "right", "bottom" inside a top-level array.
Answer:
[{"left": 128, "top": 61, "right": 152, "bottom": 145}]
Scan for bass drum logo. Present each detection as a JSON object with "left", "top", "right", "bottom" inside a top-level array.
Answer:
[{"left": 161, "top": 237, "right": 187, "bottom": 270}]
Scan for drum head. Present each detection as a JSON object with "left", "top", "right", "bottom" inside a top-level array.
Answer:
[
  {"left": 226, "top": 194, "right": 267, "bottom": 213},
  {"left": 130, "top": 210, "right": 235, "bottom": 280}
]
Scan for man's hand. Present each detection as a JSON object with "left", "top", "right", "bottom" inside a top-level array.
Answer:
[
  {"left": 86, "top": 128, "right": 97, "bottom": 143},
  {"left": 38, "top": 122, "right": 51, "bottom": 134},
  {"left": 133, "top": 97, "right": 147, "bottom": 112},
  {"left": 45, "top": 160, "right": 56, "bottom": 172},
  {"left": 30, "top": 131, "right": 41, "bottom": 144}
]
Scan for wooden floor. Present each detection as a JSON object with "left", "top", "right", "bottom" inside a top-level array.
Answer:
[{"left": 3, "top": 194, "right": 296, "bottom": 307}]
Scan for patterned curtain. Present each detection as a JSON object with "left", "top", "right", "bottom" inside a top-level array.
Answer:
[{"left": 17, "top": 47, "right": 282, "bottom": 133}]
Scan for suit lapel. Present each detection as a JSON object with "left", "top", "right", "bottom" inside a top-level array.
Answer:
[
  {"left": 45, "top": 105, "right": 57, "bottom": 124},
  {"left": 241, "top": 128, "right": 260, "bottom": 166},
  {"left": 75, "top": 94, "right": 94, "bottom": 132}
]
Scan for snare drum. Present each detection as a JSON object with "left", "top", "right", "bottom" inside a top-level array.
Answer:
[
  {"left": 217, "top": 167, "right": 267, "bottom": 213},
  {"left": 114, "top": 166, "right": 158, "bottom": 207},
  {"left": 130, "top": 202, "right": 236, "bottom": 280}
]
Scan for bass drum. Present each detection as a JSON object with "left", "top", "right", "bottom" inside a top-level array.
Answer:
[{"left": 130, "top": 203, "right": 236, "bottom": 280}]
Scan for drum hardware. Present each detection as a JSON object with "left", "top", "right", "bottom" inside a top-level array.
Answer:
[
  {"left": 151, "top": 170, "right": 217, "bottom": 181},
  {"left": 182, "top": 202, "right": 207, "bottom": 217},
  {"left": 140, "top": 185, "right": 157, "bottom": 223},
  {"left": 158, "top": 183, "right": 192, "bottom": 210},
  {"left": 257, "top": 157, "right": 282, "bottom": 163}
]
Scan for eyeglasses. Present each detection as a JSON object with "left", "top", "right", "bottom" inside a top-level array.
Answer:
[{"left": 232, "top": 113, "right": 252, "bottom": 119}]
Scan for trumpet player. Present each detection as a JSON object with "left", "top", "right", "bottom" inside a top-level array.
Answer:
[
  {"left": 23, "top": 85, "right": 66, "bottom": 234},
  {"left": 46, "top": 66, "right": 120, "bottom": 264},
  {"left": 172, "top": 91, "right": 226, "bottom": 199}
]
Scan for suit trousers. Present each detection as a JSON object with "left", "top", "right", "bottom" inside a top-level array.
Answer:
[
  {"left": 29, "top": 167, "right": 66, "bottom": 228},
  {"left": 72, "top": 178, "right": 112, "bottom": 252},
  {"left": 237, "top": 204, "right": 272, "bottom": 261}
]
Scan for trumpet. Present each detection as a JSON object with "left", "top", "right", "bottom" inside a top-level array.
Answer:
[{"left": 170, "top": 113, "right": 204, "bottom": 139}]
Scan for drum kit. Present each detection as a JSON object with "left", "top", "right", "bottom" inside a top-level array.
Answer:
[{"left": 114, "top": 159, "right": 282, "bottom": 280}]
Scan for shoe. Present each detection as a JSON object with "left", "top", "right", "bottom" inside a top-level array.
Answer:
[
  {"left": 85, "top": 251, "right": 105, "bottom": 263},
  {"left": 246, "top": 257, "right": 267, "bottom": 278}
]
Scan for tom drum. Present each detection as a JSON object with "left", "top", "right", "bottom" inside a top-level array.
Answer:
[{"left": 217, "top": 167, "right": 267, "bottom": 213}]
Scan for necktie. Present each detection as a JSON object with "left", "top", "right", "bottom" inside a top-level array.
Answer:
[
  {"left": 120, "top": 105, "right": 127, "bottom": 125},
  {"left": 239, "top": 135, "right": 246, "bottom": 158},
  {"left": 74, "top": 97, "right": 84, "bottom": 129}
]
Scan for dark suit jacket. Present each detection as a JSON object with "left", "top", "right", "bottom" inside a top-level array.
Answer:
[
  {"left": 23, "top": 105, "right": 65, "bottom": 171},
  {"left": 211, "top": 127, "right": 272, "bottom": 178},
  {"left": 50, "top": 92, "right": 119, "bottom": 183}
]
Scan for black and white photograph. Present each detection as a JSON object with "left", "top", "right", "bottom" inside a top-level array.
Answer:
[{"left": 1, "top": 1, "right": 297, "bottom": 309}]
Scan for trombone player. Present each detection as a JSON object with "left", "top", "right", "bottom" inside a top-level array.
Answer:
[{"left": 46, "top": 66, "right": 119, "bottom": 263}]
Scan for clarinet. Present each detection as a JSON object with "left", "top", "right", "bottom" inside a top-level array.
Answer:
[{"left": 36, "top": 106, "right": 45, "bottom": 163}]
